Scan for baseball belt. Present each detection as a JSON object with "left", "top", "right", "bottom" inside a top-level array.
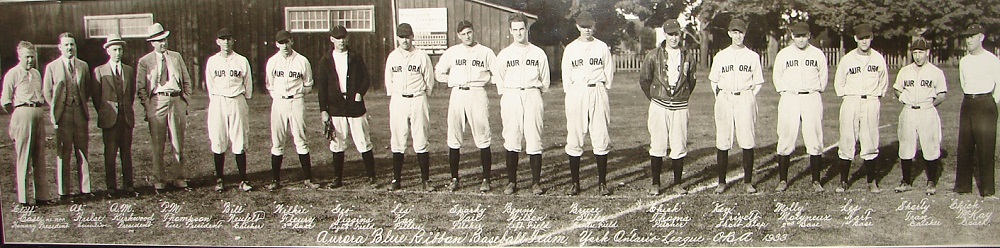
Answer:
[
  {"left": 400, "top": 93, "right": 425, "bottom": 98},
  {"left": 16, "top": 102, "right": 46, "bottom": 108},
  {"left": 797, "top": 91, "right": 815, "bottom": 94},
  {"left": 508, "top": 86, "right": 541, "bottom": 90},
  {"left": 965, "top": 92, "right": 992, "bottom": 99},
  {"left": 155, "top": 91, "right": 181, "bottom": 97}
]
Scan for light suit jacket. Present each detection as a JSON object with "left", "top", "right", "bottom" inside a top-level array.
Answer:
[
  {"left": 42, "top": 57, "right": 91, "bottom": 125},
  {"left": 93, "top": 62, "right": 136, "bottom": 129},
  {"left": 135, "top": 50, "right": 192, "bottom": 106}
]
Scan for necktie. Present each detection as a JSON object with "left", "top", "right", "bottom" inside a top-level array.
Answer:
[
  {"left": 159, "top": 55, "right": 169, "bottom": 86},
  {"left": 68, "top": 60, "right": 75, "bottom": 79}
]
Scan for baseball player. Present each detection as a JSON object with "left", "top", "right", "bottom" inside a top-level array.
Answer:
[
  {"left": 492, "top": 12, "right": 550, "bottom": 195},
  {"left": 3, "top": 41, "right": 56, "bottom": 206},
  {"left": 316, "top": 25, "right": 377, "bottom": 190},
  {"left": 891, "top": 39, "right": 946, "bottom": 195},
  {"left": 833, "top": 24, "right": 888, "bottom": 193},
  {"left": 265, "top": 30, "right": 318, "bottom": 191},
  {"left": 772, "top": 22, "right": 828, "bottom": 193},
  {"left": 562, "top": 11, "right": 615, "bottom": 196},
  {"left": 205, "top": 28, "right": 254, "bottom": 192},
  {"left": 136, "top": 23, "right": 193, "bottom": 191},
  {"left": 93, "top": 34, "right": 138, "bottom": 197},
  {"left": 435, "top": 20, "right": 497, "bottom": 193},
  {"left": 709, "top": 19, "right": 764, "bottom": 194},
  {"left": 639, "top": 19, "right": 697, "bottom": 196},
  {"left": 955, "top": 24, "right": 999, "bottom": 199},
  {"left": 385, "top": 23, "right": 436, "bottom": 192},
  {"left": 43, "top": 32, "right": 94, "bottom": 200}
]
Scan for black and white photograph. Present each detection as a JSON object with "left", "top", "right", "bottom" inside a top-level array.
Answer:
[{"left": 0, "top": 0, "right": 999, "bottom": 246}]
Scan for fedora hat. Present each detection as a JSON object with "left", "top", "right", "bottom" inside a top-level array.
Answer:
[
  {"left": 146, "top": 23, "right": 170, "bottom": 41},
  {"left": 103, "top": 34, "right": 125, "bottom": 49}
]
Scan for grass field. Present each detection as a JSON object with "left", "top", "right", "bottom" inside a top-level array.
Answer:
[{"left": 1, "top": 67, "right": 998, "bottom": 246}]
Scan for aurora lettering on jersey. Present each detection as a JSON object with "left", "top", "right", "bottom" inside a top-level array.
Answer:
[
  {"left": 213, "top": 70, "right": 244, "bottom": 78},
  {"left": 720, "top": 64, "right": 753, "bottom": 73},
  {"left": 787, "top": 60, "right": 819, "bottom": 68},
  {"left": 904, "top": 80, "right": 934, "bottom": 88},
  {"left": 271, "top": 70, "right": 305, "bottom": 79},
  {"left": 455, "top": 59, "right": 487, "bottom": 68}
]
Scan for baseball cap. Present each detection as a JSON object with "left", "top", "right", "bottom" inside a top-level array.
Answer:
[
  {"left": 854, "top": 24, "right": 873, "bottom": 39},
  {"left": 790, "top": 22, "right": 809, "bottom": 36},
  {"left": 961, "top": 24, "right": 984, "bottom": 36},
  {"left": 576, "top": 12, "right": 596, "bottom": 28},
  {"left": 662, "top": 20, "right": 681, "bottom": 33},
  {"left": 910, "top": 39, "right": 930, "bottom": 51},
  {"left": 397, "top": 23, "right": 414, "bottom": 37},
  {"left": 103, "top": 34, "right": 125, "bottom": 49},
  {"left": 275, "top": 30, "right": 291, "bottom": 43},
  {"left": 217, "top": 28, "right": 233, "bottom": 39},
  {"left": 330, "top": 25, "right": 347, "bottom": 39},
  {"left": 728, "top": 19, "right": 747, "bottom": 33},
  {"left": 456, "top": 20, "right": 474, "bottom": 33}
]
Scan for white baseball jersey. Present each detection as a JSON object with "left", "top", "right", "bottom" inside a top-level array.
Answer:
[
  {"left": 384, "top": 47, "right": 435, "bottom": 153},
  {"left": 709, "top": 46, "right": 764, "bottom": 150},
  {"left": 834, "top": 48, "right": 888, "bottom": 161},
  {"left": 772, "top": 44, "right": 828, "bottom": 156},
  {"left": 266, "top": 51, "right": 312, "bottom": 155},
  {"left": 206, "top": 52, "right": 253, "bottom": 154},
  {"left": 493, "top": 42, "right": 550, "bottom": 154},
  {"left": 561, "top": 38, "right": 614, "bottom": 157},
  {"left": 894, "top": 62, "right": 946, "bottom": 160},
  {"left": 436, "top": 44, "right": 496, "bottom": 149}
]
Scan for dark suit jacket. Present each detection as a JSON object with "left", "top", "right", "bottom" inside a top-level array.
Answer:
[
  {"left": 42, "top": 57, "right": 91, "bottom": 125},
  {"left": 93, "top": 62, "right": 136, "bottom": 129},
  {"left": 135, "top": 50, "right": 192, "bottom": 106},
  {"left": 316, "top": 50, "right": 369, "bottom": 117}
]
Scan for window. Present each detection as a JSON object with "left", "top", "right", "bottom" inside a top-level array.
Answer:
[
  {"left": 84, "top": 13, "right": 154, "bottom": 39},
  {"left": 285, "top": 6, "right": 374, "bottom": 33}
]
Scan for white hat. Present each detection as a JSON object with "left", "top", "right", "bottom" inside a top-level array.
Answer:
[
  {"left": 146, "top": 23, "right": 170, "bottom": 41},
  {"left": 103, "top": 34, "right": 125, "bottom": 49}
]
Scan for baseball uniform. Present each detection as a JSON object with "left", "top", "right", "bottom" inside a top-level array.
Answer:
[
  {"left": 3, "top": 63, "right": 52, "bottom": 205},
  {"left": 384, "top": 40, "right": 435, "bottom": 190},
  {"left": 639, "top": 38, "right": 697, "bottom": 195},
  {"left": 833, "top": 48, "right": 888, "bottom": 186},
  {"left": 93, "top": 59, "right": 137, "bottom": 195},
  {"left": 265, "top": 49, "right": 316, "bottom": 189},
  {"left": 493, "top": 41, "right": 550, "bottom": 194},
  {"left": 772, "top": 42, "right": 828, "bottom": 187},
  {"left": 206, "top": 50, "right": 252, "bottom": 189},
  {"left": 893, "top": 59, "right": 946, "bottom": 189},
  {"left": 316, "top": 47, "right": 376, "bottom": 188},
  {"left": 436, "top": 42, "right": 496, "bottom": 191},
  {"left": 136, "top": 49, "right": 192, "bottom": 190},
  {"left": 562, "top": 35, "right": 615, "bottom": 195},
  {"left": 43, "top": 55, "right": 93, "bottom": 197},
  {"left": 709, "top": 45, "right": 764, "bottom": 190},
  {"left": 954, "top": 35, "right": 1000, "bottom": 197}
]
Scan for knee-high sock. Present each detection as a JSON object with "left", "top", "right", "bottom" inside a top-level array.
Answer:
[
  {"left": 926, "top": 159, "right": 939, "bottom": 184},
  {"left": 596, "top": 154, "right": 608, "bottom": 184},
  {"left": 271, "top": 155, "right": 283, "bottom": 182},
  {"left": 717, "top": 150, "right": 728, "bottom": 184},
  {"left": 417, "top": 152, "right": 430, "bottom": 182},
  {"left": 900, "top": 159, "right": 913, "bottom": 184},
  {"left": 332, "top": 152, "right": 345, "bottom": 181},
  {"left": 743, "top": 148, "right": 754, "bottom": 184},
  {"left": 392, "top": 153, "right": 404, "bottom": 182},
  {"left": 506, "top": 151, "right": 518, "bottom": 183},
  {"left": 650, "top": 156, "right": 662, "bottom": 186},
  {"left": 863, "top": 159, "right": 876, "bottom": 183},
  {"left": 214, "top": 153, "right": 225, "bottom": 179},
  {"left": 299, "top": 153, "right": 313, "bottom": 180},
  {"left": 778, "top": 155, "right": 790, "bottom": 181},
  {"left": 235, "top": 153, "right": 247, "bottom": 181},
  {"left": 362, "top": 150, "right": 376, "bottom": 180},
  {"left": 672, "top": 158, "right": 684, "bottom": 185},
  {"left": 809, "top": 155, "right": 821, "bottom": 182},
  {"left": 481, "top": 148, "right": 492, "bottom": 181},
  {"left": 840, "top": 159, "right": 851, "bottom": 183},
  {"left": 449, "top": 148, "right": 460, "bottom": 179},
  {"left": 529, "top": 154, "right": 541, "bottom": 185},
  {"left": 569, "top": 155, "right": 581, "bottom": 185}
]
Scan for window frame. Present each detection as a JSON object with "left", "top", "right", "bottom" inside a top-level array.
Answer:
[
  {"left": 285, "top": 5, "right": 375, "bottom": 33},
  {"left": 83, "top": 13, "right": 154, "bottom": 39}
]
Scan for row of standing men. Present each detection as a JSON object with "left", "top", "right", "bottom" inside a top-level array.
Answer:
[{"left": 3, "top": 12, "right": 998, "bottom": 207}]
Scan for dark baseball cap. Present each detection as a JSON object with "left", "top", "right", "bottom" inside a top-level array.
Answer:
[
  {"left": 330, "top": 25, "right": 347, "bottom": 39},
  {"left": 663, "top": 20, "right": 681, "bottom": 33},
  {"left": 576, "top": 12, "right": 596, "bottom": 28},
  {"left": 275, "top": 30, "right": 291, "bottom": 43},
  {"left": 790, "top": 22, "right": 809, "bottom": 36},
  {"left": 910, "top": 39, "right": 930, "bottom": 51},
  {"left": 961, "top": 24, "right": 984, "bottom": 36},
  {"left": 397, "top": 23, "right": 414, "bottom": 37},
  {"left": 456, "top": 20, "right": 474, "bottom": 32},
  {"left": 217, "top": 28, "right": 233, "bottom": 39},
  {"left": 728, "top": 19, "right": 747, "bottom": 33},
  {"left": 854, "top": 24, "right": 873, "bottom": 39}
]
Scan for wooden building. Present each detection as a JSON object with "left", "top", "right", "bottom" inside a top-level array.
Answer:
[{"left": 0, "top": 0, "right": 535, "bottom": 91}]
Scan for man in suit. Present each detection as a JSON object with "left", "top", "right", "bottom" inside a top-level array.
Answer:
[
  {"left": 136, "top": 23, "right": 193, "bottom": 191},
  {"left": 42, "top": 32, "right": 93, "bottom": 200},
  {"left": 93, "top": 34, "right": 137, "bottom": 197},
  {"left": 316, "top": 25, "right": 376, "bottom": 189}
]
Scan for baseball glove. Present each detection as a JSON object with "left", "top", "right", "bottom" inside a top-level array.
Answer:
[{"left": 323, "top": 119, "right": 336, "bottom": 140}]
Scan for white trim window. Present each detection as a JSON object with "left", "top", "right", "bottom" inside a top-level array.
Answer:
[
  {"left": 285, "top": 6, "right": 374, "bottom": 33},
  {"left": 84, "top": 13, "right": 154, "bottom": 39}
]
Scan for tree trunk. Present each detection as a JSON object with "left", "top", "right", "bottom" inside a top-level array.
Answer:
[
  {"left": 700, "top": 30, "right": 710, "bottom": 68},
  {"left": 767, "top": 34, "right": 779, "bottom": 69}
]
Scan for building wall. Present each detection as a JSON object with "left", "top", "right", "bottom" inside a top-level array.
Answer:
[
  {"left": 0, "top": 0, "right": 393, "bottom": 91},
  {"left": 397, "top": 0, "right": 536, "bottom": 57}
]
